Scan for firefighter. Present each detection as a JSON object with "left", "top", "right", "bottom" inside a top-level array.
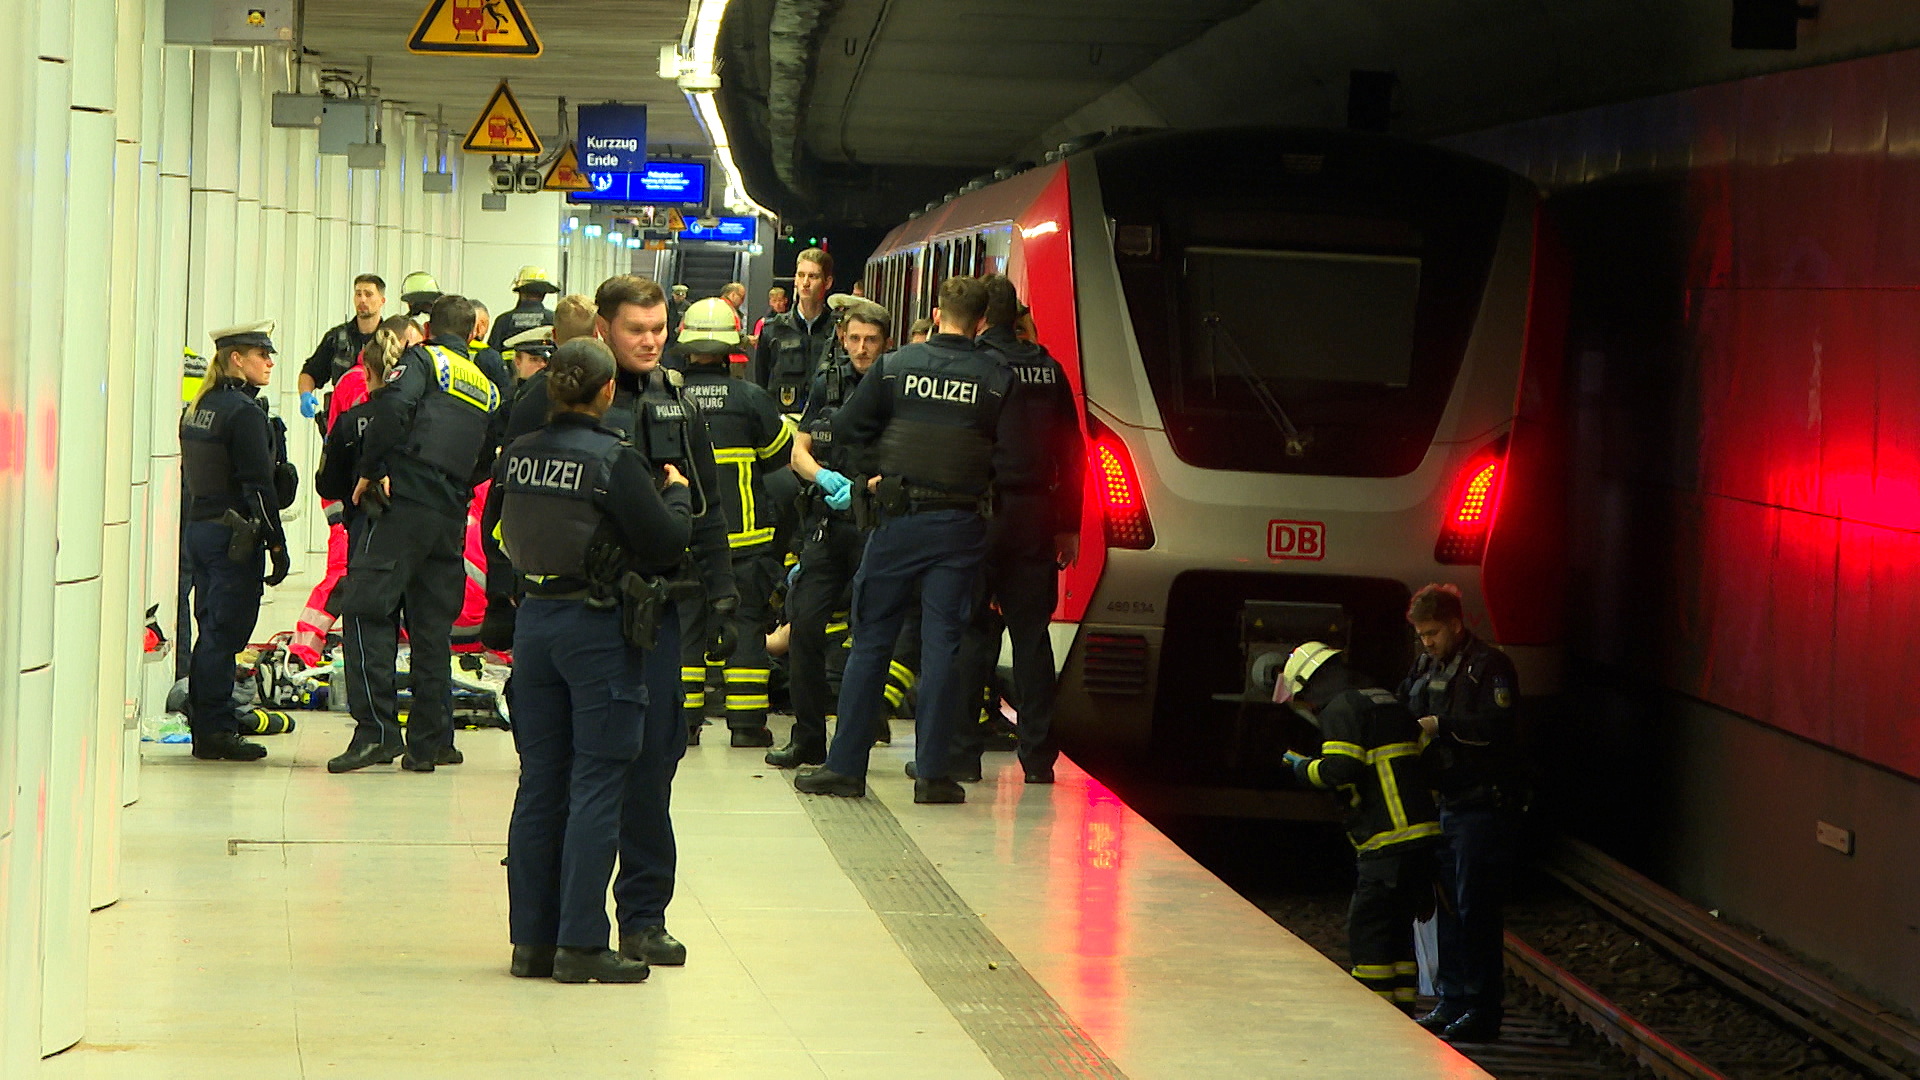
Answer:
[
  {"left": 1278, "top": 641, "right": 1441, "bottom": 1012},
  {"left": 490, "top": 265, "right": 560, "bottom": 351},
  {"left": 672, "top": 297, "right": 793, "bottom": 747}
]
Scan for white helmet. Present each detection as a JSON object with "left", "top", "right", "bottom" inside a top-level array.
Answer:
[
  {"left": 676, "top": 296, "right": 741, "bottom": 350},
  {"left": 1274, "top": 641, "right": 1341, "bottom": 704}
]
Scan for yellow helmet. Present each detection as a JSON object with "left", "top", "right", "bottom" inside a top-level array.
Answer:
[
  {"left": 511, "top": 265, "right": 558, "bottom": 294},
  {"left": 676, "top": 296, "right": 740, "bottom": 350},
  {"left": 1274, "top": 642, "right": 1341, "bottom": 704}
]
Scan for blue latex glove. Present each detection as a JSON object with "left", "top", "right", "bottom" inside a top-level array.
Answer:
[
  {"left": 299, "top": 391, "right": 321, "bottom": 418},
  {"left": 815, "top": 468, "right": 853, "bottom": 510},
  {"left": 1282, "top": 750, "right": 1309, "bottom": 770}
]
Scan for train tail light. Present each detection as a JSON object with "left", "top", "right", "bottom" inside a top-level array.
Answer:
[
  {"left": 1435, "top": 442, "right": 1507, "bottom": 565},
  {"left": 1089, "top": 417, "right": 1154, "bottom": 550}
]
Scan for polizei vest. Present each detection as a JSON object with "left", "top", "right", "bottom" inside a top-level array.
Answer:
[
  {"left": 875, "top": 338, "right": 1006, "bottom": 497},
  {"left": 497, "top": 422, "right": 625, "bottom": 586}
]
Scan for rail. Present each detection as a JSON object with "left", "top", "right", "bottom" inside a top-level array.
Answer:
[
  {"left": 1502, "top": 932, "right": 1729, "bottom": 1080},
  {"left": 1544, "top": 838, "right": 1920, "bottom": 1080}
]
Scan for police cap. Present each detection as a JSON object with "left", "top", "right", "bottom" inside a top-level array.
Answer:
[
  {"left": 210, "top": 319, "right": 276, "bottom": 354},
  {"left": 503, "top": 324, "right": 555, "bottom": 357}
]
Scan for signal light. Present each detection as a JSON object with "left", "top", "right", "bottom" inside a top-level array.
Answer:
[
  {"left": 1089, "top": 417, "right": 1153, "bottom": 550},
  {"left": 1435, "top": 444, "right": 1506, "bottom": 565}
]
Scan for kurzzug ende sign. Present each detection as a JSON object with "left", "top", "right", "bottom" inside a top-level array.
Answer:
[{"left": 576, "top": 104, "right": 648, "bottom": 173}]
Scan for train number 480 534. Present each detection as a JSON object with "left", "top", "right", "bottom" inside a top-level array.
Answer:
[{"left": 1267, "top": 520, "right": 1326, "bottom": 561}]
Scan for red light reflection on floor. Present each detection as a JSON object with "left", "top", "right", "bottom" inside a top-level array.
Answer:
[{"left": 1042, "top": 773, "right": 1130, "bottom": 1051}]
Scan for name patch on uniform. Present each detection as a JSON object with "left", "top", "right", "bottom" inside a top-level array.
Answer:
[
  {"left": 650, "top": 403, "right": 686, "bottom": 422},
  {"left": 684, "top": 385, "right": 729, "bottom": 411},
  {"left": 903, "top": 373, "right": 979, "bottom": 404},
  {"left": 506, "top": 454, "right": 588, "bottom": 493},
  {"left": 1013, "top": 365, "right": 1058, "bottom": 385}
]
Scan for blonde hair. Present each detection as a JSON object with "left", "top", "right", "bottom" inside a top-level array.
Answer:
[
  {"left": 363, "top": 316, "right": 414, "bottom": 390},
  {"left": 554, "top": 294, "right": 596, "bottom": 344},
  {"left": 190, "top": 347, "right": 247, "bottom": 410}
]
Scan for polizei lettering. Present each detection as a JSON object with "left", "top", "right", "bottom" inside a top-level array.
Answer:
[
  {"left": 1013, "top": 365, "right": 1058, "bottom": 385},
  {"left": 903, "top": 373, "right": 979, "bottom": 405},
  {"left": 507, "top": 454, "right": 588, "bottom": 493}
]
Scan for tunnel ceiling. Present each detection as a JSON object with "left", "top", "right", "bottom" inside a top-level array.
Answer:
[
  {"left": 719, "top": 0, "right": 1920, "bottom": 227},
  {"left": 299, "top": 0, "right": 706, "bottom": 154}
]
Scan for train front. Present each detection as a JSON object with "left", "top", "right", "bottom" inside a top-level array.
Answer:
[{"left": 1051, "top": 129, "right": 1566, "bottom": 813}]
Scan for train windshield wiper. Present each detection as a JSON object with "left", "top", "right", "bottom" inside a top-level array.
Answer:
[{"left": 1200, "top": 312, "right": 1312, "bottom": 457}]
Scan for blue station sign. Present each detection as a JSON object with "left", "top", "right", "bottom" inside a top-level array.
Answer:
[
  {"left": 576, "top": 103, "right": 648, "bottom": 172},
  {"left": 567, "top": 161, "right": 709, "bottom": 205},
  {"left": 680, "top": 216, "right": 758, "bottom": 243}
]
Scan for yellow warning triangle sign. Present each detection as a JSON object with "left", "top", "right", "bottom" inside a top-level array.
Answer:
[
  {"left": 665, "top": 207, "right": 687, "bottom": 232},
  {"left": 462, "top": 81, "right": 542, "bottom": 155},
  {"left": 409, "top": 0, "right": 542, "bottom": 57},
  {"left": 542, "top": 144, "right": 593, "bottom": 192}
]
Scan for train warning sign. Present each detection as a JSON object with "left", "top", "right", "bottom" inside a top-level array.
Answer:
[
  {"left": 409, "top": 0, "right": 543, "bottom": 57},
  {"left": 542, "top": 144, "right": 592, "bottom": 191},
  {"left": 664, "top": 207, "right": 687, "bottom": 233},
  {"left": 462, "top": 81, "right": 542, "bottom": 155}
]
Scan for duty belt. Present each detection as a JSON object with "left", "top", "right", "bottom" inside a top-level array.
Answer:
[{"left": 904, "top": 484, "right": 986, "bottom": 515}]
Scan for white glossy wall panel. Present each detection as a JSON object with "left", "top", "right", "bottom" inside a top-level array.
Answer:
[
  {"left": 91, "top": 522, "right": 129, "bottom": 907},
  {"left": 3, "top": 667, "right": 54, "bottom": 1077},
  {"left": 41, "top": 577, "right": 101, "bottom": 1055},
  {"left": 20, "top": 60, "right": 72, "bottom": 673},
  {"left": 190, "top": 51, "right": 240, "bottom": 194},
  {"left": 56, "top": 106, "right": 114, "bottom": 586},
  {"left": 68, "top": 0, "right": 114, "bottom": 110}
]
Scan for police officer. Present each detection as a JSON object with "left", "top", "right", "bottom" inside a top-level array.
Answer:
[
  {"left": 178, "top": 320, "right": 294, "bottom": 761},
  {"left": 495, "top": 338, "right": 694, "bottom": 984},
  {"left": 503, "top": 324, "right": 554, "bottom": 385},
  {"left": 767, "top": 301, "right": 887, "bottom": 768},
  {"left": 948, "top": 277, "right": 1083, "bottom": 785},
  {"left": 753, "top": 248, "right": 839, "bottom": 413},
  {"left": 297, "top": 273, "right": 385, "bottom": 425},
  {"left": 795, "top": 276, "right": 1012, "bottom": 804},
  {"left": 1278, "top": 642, "right": 1440, "bottom": 1011},
  {"left": 327, "top": 294, "right": 502, "bottom": 774},
  {"left": 313, "top": 323, "right": 405, "bottom": 543},
  {"left": 674, "top": 297, "right": 793, "bottom": 747},
  {"left": 1400, "top": 583, "right": 1522, "bottom": 1043},
  {"left": 569, "top": 275, "right": 733, "bottom": 969},
  {"left": 489, "top": 265, "right": 560, "bottom": 351}
]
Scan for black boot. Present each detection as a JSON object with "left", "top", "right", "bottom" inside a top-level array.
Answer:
[
  {"left": 729, "top": 726, "right": 774, "bottom": 748},
  {"left": 399, "top": 754, "right": 436, "bottom": 772},
  {"left": 765, "top": 739, "right": 825, "bottom": 768},
  {"left": 794, "top": 767, "right": 865, "bottom": 797},
  {"left": 1441, "top": 1009, "right": 1503, "bottom": 1044},
  {"left": 552, "top": 946, "right": 650, "bottom": 984},
  {"left": 913, "top": 778, "right": 966, "bottom": 804},
  {"left": 326, "top": 740, "right": 399, "bottom": 772},
  {"left": 1415, "top": 1005, "right": 1465, "bottom": 1033},
  {"left": 618, "top": 926, "right": 687, "bottom": 966},
  {"left": 510, "top": 944, "right": 555, "bottom": 978},
  {"left": 193, "top": 730, "right": 268, "bottom": 762},
  {"left": 435, "top": 745, "right": 464, "bottom": 766}
]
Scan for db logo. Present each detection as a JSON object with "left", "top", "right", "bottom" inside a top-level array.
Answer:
[{"left": 1267, "top": 520, "right": 1325, "bottom": 561}]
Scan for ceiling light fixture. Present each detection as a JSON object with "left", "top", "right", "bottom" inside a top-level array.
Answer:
[{"left": 666, "top": 0, "right": 772, "bottom": 220}]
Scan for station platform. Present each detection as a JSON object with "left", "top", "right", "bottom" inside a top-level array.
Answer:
[{"left": 44, "top": 600, "right": 1485, "bottom": 1080}]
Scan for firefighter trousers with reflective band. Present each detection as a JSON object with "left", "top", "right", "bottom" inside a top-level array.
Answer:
[
  {"left": 614, "top": 599, "right": 685, "bottom": 932},
  {"left": 335, "top": 502, "right": 466, "bottom": 760},
  {"left": 951, "top": 501, "right": 1061, "bottom": 775},
  {"left": 787, "top": 515, "right": 865, "bottom": 752},
  {"left": 1348, "top": 844, "right": 1437, "bottom": 1007},
  {"left": 679, "top": 551, "right": 779, "bottom": 734},
  {"left": 184, "top": 519, "right": 265, "bottom": 737},
  {"left": 505, "top": 599, "right": 647, "bottom": 949},
  {"left": 823, "top": 510, "right": 987, "bottom": 781}
]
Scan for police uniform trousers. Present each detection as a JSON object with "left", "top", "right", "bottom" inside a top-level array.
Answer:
[
  {"left": 614, "top": 598, "right": 686, "bottom": 934},
  {"left": 949, "top": 492, "right": 1061, "bottom": 776},
  {"left": 680, "top": 550, "right": 779, "bottom": 736},
  {"left": 335, "top": 501, "right": 466, "bottom": 759},
  {"left": 1349, "top": 844, "right": 1437, "bottom": 1008},
  {"left": 786, "top": 512, "right": 866, "bottom": 753},
  {"left": 822, "top": 509, "right": 987, "bottom": 780},
  {"left": 505, "top": 598, "right": 648, "bottom": 948},
  {"left": 183, "top": 518, "right": 266, "bottom": 738},
  {"left": 1435, "top": 804, "right": 1515, "bottom": 1016}
]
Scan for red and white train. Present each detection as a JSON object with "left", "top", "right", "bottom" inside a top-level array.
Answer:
[{"left": 864, "top": 127, "right": 1567, "bottom": 809}]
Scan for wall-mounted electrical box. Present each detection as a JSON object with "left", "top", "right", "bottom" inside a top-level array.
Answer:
[{"left": 167, "top": 0, "right": 294, "bottom": 45}]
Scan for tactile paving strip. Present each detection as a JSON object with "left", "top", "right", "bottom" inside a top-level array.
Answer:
[{"left": 799, "top": 788, "right": 1128, "bottom": 1080}]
